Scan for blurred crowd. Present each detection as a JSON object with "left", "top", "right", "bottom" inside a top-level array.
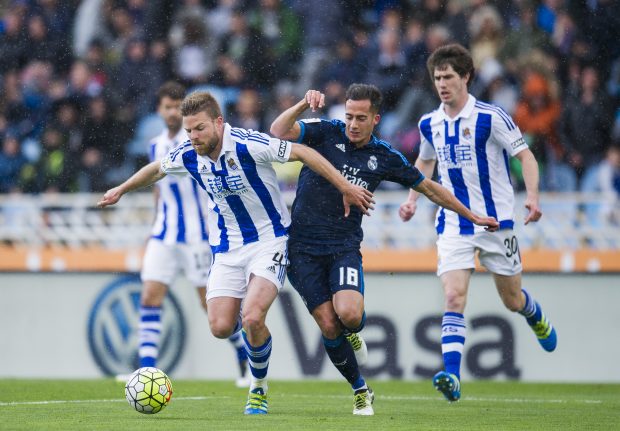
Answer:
[{"left": 0, "top": 0, "right": 619, "bottom": 216}]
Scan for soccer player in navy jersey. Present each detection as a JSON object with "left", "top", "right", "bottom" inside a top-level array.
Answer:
[
  {"left": 270, "top": 83, "right": 498, "bottom": 415},
  {"left": 99, "top": 90, "right": 373, "bottom": 415},
  {"left": 399, "top": 44, "right": 557, "bottom": 403}
]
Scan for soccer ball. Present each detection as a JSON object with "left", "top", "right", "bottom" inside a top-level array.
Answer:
[{"left": 124, "top": 367, "right": 173, "bottom": 414}]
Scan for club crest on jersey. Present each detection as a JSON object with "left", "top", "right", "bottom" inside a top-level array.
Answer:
[
  {"left": 462, "top": 127, "right": 471, "bottom": 139},
  {"left": 226, "top": 157, "right": 239, "bottom": 170},
  {"left": 368, "top": 155, "right": 378, "bottom": 171}
]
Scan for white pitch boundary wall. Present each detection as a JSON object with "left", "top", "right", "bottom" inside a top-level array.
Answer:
[{"left": 0, "top": 272, "right": 618, "bottom": 382}]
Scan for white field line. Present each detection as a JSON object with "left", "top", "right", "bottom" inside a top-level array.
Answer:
[{"left": 0, "top": 394, "right": 603, "bottom": 407}]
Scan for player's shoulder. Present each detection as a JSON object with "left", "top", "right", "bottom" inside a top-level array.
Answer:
[
  {"left": 229, "top": 126, "right": 271, "bottom": 145},
  {"left": 418, "top": 108, "right": 441, "bottom": 127},
  {"left": 372, "top": 137, "right": 410, "bottom": 165},
  {"left": 472, "top": 100, "right": 517, "bottom": 130},
  {"left": 168, "top": 139, "right": 194, "bottom": 162},
  {"left": 300, "top": 117, "right": 343, "bottom": 131}
]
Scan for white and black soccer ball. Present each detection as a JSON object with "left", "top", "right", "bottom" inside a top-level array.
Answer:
[{"left": 124, "top": 367, "right": 173, "bottom": 414}]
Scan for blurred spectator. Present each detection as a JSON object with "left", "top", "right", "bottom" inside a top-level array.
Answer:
[
  {"left": 228, "top": 88, "right": 265, "bottom": 132},
  {"left": 264, "top": 80, "right": 298, "bottom": 127},
  {"left": 78, "top": 96, "right": 121, "bottom": 192},
  {"left": 291, "top": 0, "right": 344, "bottom": 92},
  {"left": 66, "top": 60, "right": 102, "bottom": 109},
  {"left": 476, "top": 58, "right": 518, "bottom": 115},
  {"left": 24, "top": 14, "right": 68, "bottom": 71},
  {"left": 103, "top": 5, "right": 140, "bottom": 66},
  {"left": 212, "top": 7, "right": 273, "bottom": 89},
  {"left": 115, "top": 36, "right": 165, "bottom": 119},
  {"left": 170, "top": 15, "right": 217, "bottom": 86},
  {"left": 22, "top": 126, "right": 75, "bottom": 193},
  {"left": 168, "top": 0, "right": 217, "bottom": 86},
  {"left": 2, "top": 69, "right": 32, "bottom": 139},
  {"left": 206, "top": 0, "right": 240, "bottom": 42},
  {"left": 598, "top": 144, "right": 620, "bottom": 223},
  {"left": 84, "top": 39, "right": 113, "bottom": 90},
  {"left": 468, "top": 5, "right": 504, "bottom": 70},
  {"left": 513, "top": 72, "right": 565, "bottom": 190},
  {"left": 365, "top": 28, "right": 410, "bottom": 111},
  {"left": 0, "top": 7, "right": 28, "bottom": 73},
  {"left": 560, "top": 65, "right": 613, "bottom": 184},
  {"left": 0, "top": 134, "right": 27, "bottom": 193},
  {"left": 318, "top": 37, "right": 365, "bottom": 89},
  {"left": 499, "top": 2, "right": 552, "bottom": 77},
  {"left": 247, "top": 0, "right": 302, "bottom": 81},
  {"left": 579, "top": 0, "right": 620, "bottom": 82},
  {"left": 20, "top": 61, "right": 53, "bottom": 138},
  {"left": 440, "top": 0, "right": 469, "bottom": 47},
  {"left": 51, "top": 98, "right": 83, "bottom": 158}
]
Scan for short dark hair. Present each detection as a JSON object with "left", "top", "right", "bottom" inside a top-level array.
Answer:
[
  {"left": 180, "top": 91, "right": 223, "bottom": 119},
  {"left": 345, "top": 83, "right": 383, "bottom": 113},
  {"left": 427, "top": 44, "right": 475, "bottom": 85},
  {"left": 157, "top": 81, "right": 186, "bottom": 104}
]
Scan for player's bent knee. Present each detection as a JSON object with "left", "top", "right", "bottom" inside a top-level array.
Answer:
[
  {"left": 208, "top": 317, "right": 236, "bottom": 339},
  {"left": 242, "top": 313, "right": 266, "bottom": 333},
  {"left": 337, "top": 308, "right": 363, "bottom": 329}
]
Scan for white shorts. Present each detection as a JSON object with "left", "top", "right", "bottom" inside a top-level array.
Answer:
[
  {"left": 207, "top": 236, "right": 288, "bottom": 301},
  {"left": 141, "top": 238, "right": 212, "bottom": 287},
  {"left": 436, "top": 230, "right": 523, "bottom": 276}
]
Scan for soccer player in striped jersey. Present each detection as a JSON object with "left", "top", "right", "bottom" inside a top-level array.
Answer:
[
  {"left": 270, "top": 83, "right": 498, "bottom": 415},
  {"left": 399, "top": 44, "right": 557, "bottom": 403},
  {"left": 98, "top": 90, "right": 374, "bottom": 415},
  {"left": 130, "top": 82, "right": 249, "bottom": 387}
]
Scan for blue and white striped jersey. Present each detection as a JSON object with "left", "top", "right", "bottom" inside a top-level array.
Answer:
[
  {"left": 161, "top": 123, "right": 292, "bottom": 254},
  {"left": 418, "top": 94, "right": 528, "bottom": 236},
  {"left": 149, "top": 128, "right": 210, "bottom": 245}
]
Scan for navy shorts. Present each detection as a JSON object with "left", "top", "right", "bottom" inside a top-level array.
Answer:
[{"left": 287, "top": 248, "right": 365, "bottom": 313}]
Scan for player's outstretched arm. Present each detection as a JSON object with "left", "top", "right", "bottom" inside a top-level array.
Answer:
[
  {"left": 514, "top": 148, "right": 542, "bottom": 225},
  {"left": 270, "top": 89, "right": 325, "bottom": 141},
  {"left": 399, "top": 158, "right": 436, "bottom": 222},
  {"left": 289, "top": 143, "right": 374, "bottom": 217},
  {"left": 414, "top": 178, "right": 499, "bottom": 231},
  {"left": 97, "top": 161, "right": 166, "bottom": 208}
]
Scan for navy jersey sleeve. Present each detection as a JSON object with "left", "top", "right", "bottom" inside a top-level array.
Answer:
[
  {"left": 382, "top": 145, "right": 425, "bottom": 188},
  {"left": 297, "top": 119, "right": 341, "bottom": 149}
]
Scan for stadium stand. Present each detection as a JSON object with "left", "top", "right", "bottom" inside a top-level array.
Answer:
[{"left": 0, "top": 1, "right": 619, "bottom": 272}]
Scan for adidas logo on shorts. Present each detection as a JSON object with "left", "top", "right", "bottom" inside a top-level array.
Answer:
[{"left": 267, "top": 265, "right": 276, "bottom": 273}]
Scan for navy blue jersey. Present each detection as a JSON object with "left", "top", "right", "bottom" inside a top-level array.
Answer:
[{"left": 290, "top": 119, "right": 424, "bottom": 254}]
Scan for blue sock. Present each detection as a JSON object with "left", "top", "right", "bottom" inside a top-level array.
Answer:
[
  {"left": 441, "top": 312, "right": 466, "bottom": 379},
  {"left": 138, "top": 306, "right": 161, "bottom": 367},
  {"left": 229, "top": 330, "right": 248, "bottom": 376},
  {"left": 242, "top": 330, "right": 272, "bottom": 385},
  {"left": 519, "top": 289, "right": 542, "bottom": 325},
  {"left": 323, "top": 334, "right": 365, "bottom": 390}
]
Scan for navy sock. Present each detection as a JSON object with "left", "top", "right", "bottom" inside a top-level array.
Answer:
[{"left": 323, "top": 334, "right": 364, "bottom": 389}]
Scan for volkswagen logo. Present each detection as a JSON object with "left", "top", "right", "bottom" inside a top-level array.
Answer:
[{"left": 88, "top": 274, "right": 186, "bottom": 376}]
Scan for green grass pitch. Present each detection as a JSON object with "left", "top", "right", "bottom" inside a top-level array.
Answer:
[{"left": 1, "top": 379, "right": 618, "bottom": 430}]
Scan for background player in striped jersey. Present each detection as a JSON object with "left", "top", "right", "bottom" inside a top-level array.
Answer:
[
  {"left": 399, "top": 44, "right": 557, "bottom": 403},
  {"left": 270, "top": 83, "right": 498, "bottom": 415},
  {"left": 127, "top": 82, "right": 248, "bottom": 387},
  {"left": 98, "top": 90, "right": 374, "bottom": 415}
]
